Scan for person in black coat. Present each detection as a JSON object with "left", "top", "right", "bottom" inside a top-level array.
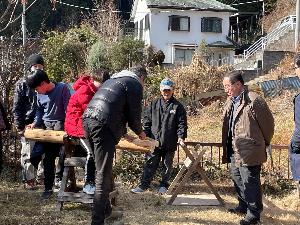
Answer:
[
  {"left": 0, "top": 100, "right": 10, "bottom": 175},
  {"left": 12, "top": 54, "right": 45, "bottom": 189},
  {"left": 82, "top": 66, "right": 147, "bottom": 225},
  {"left": 131, "top": 78, "right": 187, "bottom": 195}
]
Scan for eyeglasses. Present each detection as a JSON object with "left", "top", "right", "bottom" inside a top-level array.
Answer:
[{"left": 223, "top": 82, "right": 236, "bottom": 89}]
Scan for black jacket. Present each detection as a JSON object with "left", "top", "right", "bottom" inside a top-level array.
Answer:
[
  {"left": 0, "top": 101, "right": 10, "bottom": 131},
  {"left": 143, "top": 96, "right": 187, "bottom": 152},
  {"left": 12, "top": 78, "right": 37, "bottom": 131},
  {"left": 83, "top": 70, "right": 143, "bottom": 143}
]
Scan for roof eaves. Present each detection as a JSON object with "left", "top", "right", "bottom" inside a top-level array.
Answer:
[{"left": 148, "top": 5, "right": 237, "bottom": 13}]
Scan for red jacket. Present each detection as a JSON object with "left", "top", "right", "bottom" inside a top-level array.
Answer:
[{"left": 65, "top": 75, "right": 97, "bottom": 137}]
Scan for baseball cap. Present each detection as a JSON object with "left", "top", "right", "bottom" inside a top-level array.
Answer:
[{"left": 160, "top": 78, "right": 174, "bottom": 91}]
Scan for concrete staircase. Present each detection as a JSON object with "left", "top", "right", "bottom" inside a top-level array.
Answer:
[{"left": 234, "top": 15, "right": 296, "bottom": 72}]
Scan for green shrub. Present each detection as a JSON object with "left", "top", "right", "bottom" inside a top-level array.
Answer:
[
  {"left": 42, "top": 25, "right": 98, "bottom": 82},
  {"left": 86, "top": 40, "right": 111, "bottom": 72},
  {"left": 110, "top": 37, "right": 145, "bottom": 71},
  {"left": 113, "top": 152, "right": 145, "bottom": 185}
]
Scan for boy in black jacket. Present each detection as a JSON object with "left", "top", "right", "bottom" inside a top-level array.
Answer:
[{"left": 131, "top": 78, "right": 188, "bottom": 194}]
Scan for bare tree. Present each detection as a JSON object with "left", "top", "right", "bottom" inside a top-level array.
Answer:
[{"left": 85, "top": 0, "right": 122, "bottom": 43}]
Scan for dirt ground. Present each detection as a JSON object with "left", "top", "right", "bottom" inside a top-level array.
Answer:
[{"left": 0, "top": 178, "right": 299, "bottom": 225}]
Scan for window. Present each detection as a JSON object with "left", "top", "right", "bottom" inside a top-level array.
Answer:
[
  {"left": 139, "top": 19, "right": 144, "bottom": 40},
  {"left": 145, "top": 14, "right": 150, "bottom": 30},
  {"left": 169, "top": 15, "right": 190, "bottom": 31},
  {"left": 134, "top": 22, "right": 138, "bottom": 37},
  {"left": 201, "top": 17, "right": 222, "bottom": 33},
  {"left": 174, "top": 48, "right": 195, "bottom": 65}
]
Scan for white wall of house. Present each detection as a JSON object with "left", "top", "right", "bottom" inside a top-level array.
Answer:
[{"left": 132, "top": 0, "right": 234, "bottom": 64}]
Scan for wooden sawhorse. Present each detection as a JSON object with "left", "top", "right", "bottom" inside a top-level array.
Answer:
[
  {"left": 166, "top": 141, "right": 224, "bottom": 206},
  {"left": 56, "top": 135, "right": 118, "bottom": 211}
]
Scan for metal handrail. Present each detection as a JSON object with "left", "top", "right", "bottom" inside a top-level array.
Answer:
[{"left": 243, "top": 15, "right": 296, "bottom": 60}]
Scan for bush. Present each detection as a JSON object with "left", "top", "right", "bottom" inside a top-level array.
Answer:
[
  {"left": 42, "top": 25, "right": 98, "bottom": 82},
  {"left": 113, "top": 151, "right": 145, "bottom": 185},
  {"left": 86, "top": 40, "right": 111, "bottom": 72},
  {"left": 109, "top": 37, "right": 145, "bottom": 71}
]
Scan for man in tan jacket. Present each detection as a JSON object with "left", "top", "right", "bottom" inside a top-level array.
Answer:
[{"left": 222, "top": 71, "right": 274, "bottom": 225}]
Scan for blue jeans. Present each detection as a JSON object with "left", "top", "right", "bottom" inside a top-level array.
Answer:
[
  {"left": 289, "top": 141, "right": 300, "bottom": 181},
  {"left": 140, "top": 149, "right": 175, "bottom": 189},
  {"left": 230, "top": 157, "right": 263, "bottom": 220},
  {"left": 83, "top": 118, "right": 115, "bottom": 225}
]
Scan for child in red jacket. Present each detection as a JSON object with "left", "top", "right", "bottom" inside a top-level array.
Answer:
[{"left": 65, "top": 68, "right": 110, "bottom": 194}]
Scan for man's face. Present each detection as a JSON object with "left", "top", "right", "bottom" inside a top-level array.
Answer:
[
  {"left": 35, "top": 82, "right": 47, "bottom": 94},
  {"left": 223, "top": 77, "right": 243, "bottom": 98},
  {"left": 160, "top": 89, "right": 173, "bottom": 100},
  {"left": 31, "top": 64, "right": 44, "bottom": 72}
]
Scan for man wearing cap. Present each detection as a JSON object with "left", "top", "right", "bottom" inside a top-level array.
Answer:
[
  {"left": 131, "top": 78, "right": 187, "bottom": 195},
  {"left": 12, "top": 53, "right": 45, "bottom": 189}
]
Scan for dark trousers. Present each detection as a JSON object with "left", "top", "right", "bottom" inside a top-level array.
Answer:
[
  {"left": 83, "top": 118, "right": 115, "bottom": 225},
  {"left": 140, "top": 149, "right": 175, "bottom": 189},
  {"left": 31, "top": 142, "right": 63, "bottom": 190},
  {"left": 30, "top": 120, "right": 65, "bottom": 190},
  {"left": 0, "top": 136, "right": 3, "bottom": 175},
  {"left": 230, "top": 157, "right": 263, "bottom": 220}
]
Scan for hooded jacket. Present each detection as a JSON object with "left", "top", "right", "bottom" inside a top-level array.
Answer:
[
  {"left": 65, "top": 75, "right": 98, "bottom": 137},
  {"left": 83, "top": 70, "right": 143, "bottom": 143}
]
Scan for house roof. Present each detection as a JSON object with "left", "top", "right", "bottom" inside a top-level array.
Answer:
[
  {"left": 145, "top": 0, "right": 237, "bottom": 12},
  {"left": 207, "top": 41, "right": 235, "bottom": 48}
]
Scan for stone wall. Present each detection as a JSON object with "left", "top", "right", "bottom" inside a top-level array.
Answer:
[{"left": 262, "top": 51, "right": 294, "bottom": 73}]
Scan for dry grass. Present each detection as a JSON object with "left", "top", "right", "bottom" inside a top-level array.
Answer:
[
  {"left": 1, "top": 91, "right": 300, "bottom": 224},
  {"left": 0, "top": 179, "right": 299, "bottom": 225}
]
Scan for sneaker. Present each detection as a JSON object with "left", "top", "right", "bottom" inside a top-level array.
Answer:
[
  {"left": 104, "top": 220, "right": 124, "bottom": 225},
  {"left": 158, "top": 186, "right": 168, "bottom": 195},
  {"left": 83, "top": 182, "right": 96, "bottom": 195},
  {"left": 240, "top": 217, "right": 260, "bottom": 225},
  {"left": 24, "top": 179, "right": 37, "bottom": 190},
  {"left": 41, "top": 190, "right": 53, "bottom": 200},
  {"left": 131, "top": 186, "right": 145, "bottom": 194},
  {"left": 54, "top": 178, "right": 61, "bottom": 189}
]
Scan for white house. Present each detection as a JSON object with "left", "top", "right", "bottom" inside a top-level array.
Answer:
[{"left": 131, "top": 0, "right": 237, "bottom": 66}]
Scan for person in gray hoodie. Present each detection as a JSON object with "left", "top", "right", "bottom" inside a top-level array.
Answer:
[{"left": 82, "top": 66, "right": 147, "bottom": 225}]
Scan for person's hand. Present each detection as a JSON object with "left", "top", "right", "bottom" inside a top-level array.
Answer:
[
  {"left": 138, "top": 131, "right": 146, "bottom": 140},
  {"left": 26, "top": 123, "right": 35, "bottom": 129},
  {"left": 17, "top": 129, "right": 25, "bottom": 136},
  {"left": 123, "top": 133, "right": 135, "bottom": 142},
  {"left": 177, "top": 138, "right": 185, "bottom": 144}
]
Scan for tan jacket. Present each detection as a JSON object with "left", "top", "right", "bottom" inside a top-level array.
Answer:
[{"left": 222, "top": 90, "right": 274, "bottom": 166}]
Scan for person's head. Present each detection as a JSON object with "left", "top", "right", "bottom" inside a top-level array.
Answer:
[
  {"left": 90, "top": 68, "right": 110, "bottom": 88},
  {"left": 26, "top": 69, "right": 51, "bottom": 94},
  {"left": 295, "top": 53, "right": 300, "bottom": 78},
  {"left": 130, "top": 65, "right": 147, "bottom": 86},
  {"left": 223, "top": 70, "right": 245, "bottom": 98},
  {"left": 160, "top": 78, "right": 174, "bottom": 100},
  {"left": 26, "top": 54, "right": 44, "bottom": 72}
]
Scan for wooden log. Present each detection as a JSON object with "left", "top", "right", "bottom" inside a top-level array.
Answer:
[
  {"left": 24, "top": 129, "right": 153, "bottom": 153},
  {"left": 24, "top": 129, "right": 65, "bottom": 143}
]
